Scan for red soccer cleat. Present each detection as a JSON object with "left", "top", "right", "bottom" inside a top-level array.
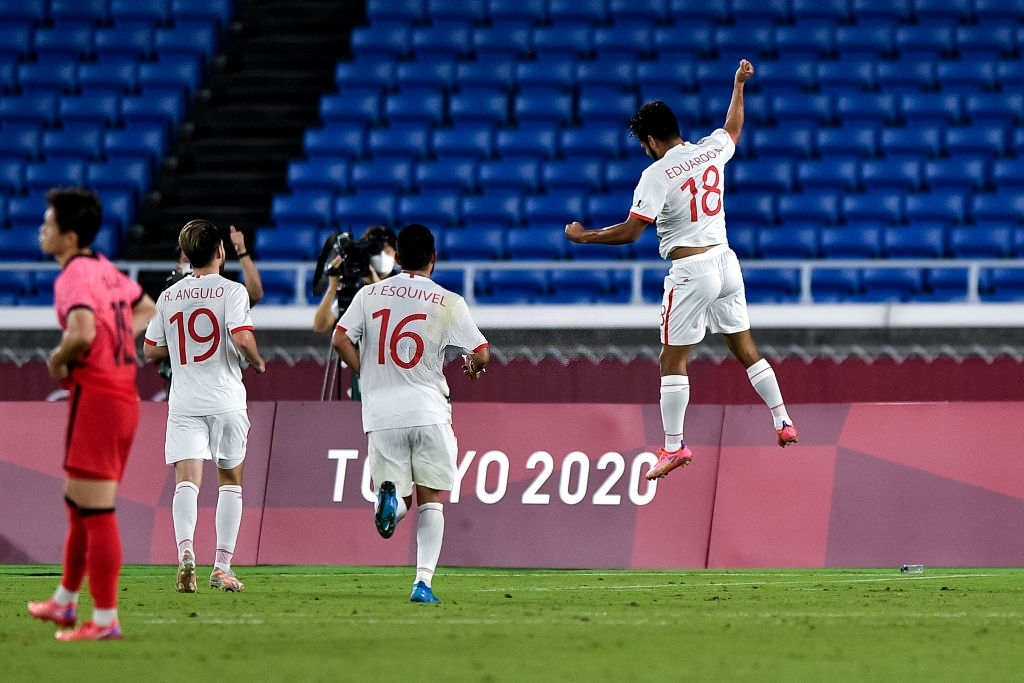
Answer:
[
  {"left": 55, "top": 620, "right": 121, "bottom": 641},
  {"left": 28, "top": 598, "right": 77, "bottom": 628},
  {"left": 645, "top": 446, "right": 694, "bottom": 480},
  {"left": 777, "top": 422, "right": 799, "bottom": 447}
]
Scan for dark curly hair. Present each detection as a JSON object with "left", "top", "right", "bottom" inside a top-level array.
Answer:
[
  {"left": 396, "top": 223, "right": 435, "bottom": 271},
  {"left": 45, "top": 187, "right": 102, "bottom": 248},
  {"left": 628, "top": 100, "right": 681, "bottom": 143}
]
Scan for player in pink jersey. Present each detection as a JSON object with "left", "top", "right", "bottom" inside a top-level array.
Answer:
[
  {"left": 565, "top": 59, "right": 798, "bottom": 481},
  {"left": 28, "top": 187, "right": 156, "bottom": 641},
  {"left": 332, "top": 223, "right": 489, "bottom": 603},
  {"left": 144, "top": 220, "right": 266, "bottom": 594}
]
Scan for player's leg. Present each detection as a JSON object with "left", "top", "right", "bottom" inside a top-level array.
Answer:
[
  {"left": 368, "top": 428, "right": 412, "bottom": 539},
  {"left": 28, "top": 496, "right": 84, "bottom": 627},
  {"left": 167, "top": 413, "right": 211, "bottom": 592},
  {"left": 407, "top": 425, "right": 457, "bottom": 603},
  {"left": 209, "top": 410, "right": 248, "bottom": 592}
]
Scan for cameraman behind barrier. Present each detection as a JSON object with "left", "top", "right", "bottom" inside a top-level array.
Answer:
[{"left": 311, "top": 225, "right": 398, "bottom": 400}]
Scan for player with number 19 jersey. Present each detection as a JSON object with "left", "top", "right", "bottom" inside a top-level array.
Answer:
[
  {"left": 336, "top": 272, "right": 488, "bottom": 433},
  {"left": 629, "top": 128, "right": 736, "bottom": 258},
  {"left": 145, "top": 273, "right": 254, "bottom": 416}
]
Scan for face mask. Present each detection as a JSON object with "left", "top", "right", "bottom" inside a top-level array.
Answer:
[{"left": 370, "top": 252, "right": 394, "bottom": 275}]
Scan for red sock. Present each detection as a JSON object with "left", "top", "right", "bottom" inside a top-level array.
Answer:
[
  {"left": 81, "top": 508, "right": 122, "bottom": 610},
  {"left": 61, "top": 497, "right": 87, "bottom": 593}
]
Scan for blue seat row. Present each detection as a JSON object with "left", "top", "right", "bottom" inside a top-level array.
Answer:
[
  {"left": 0, "top": 121, "right": 168, "bottom": 166},
  {"left": 0, "top": 88, "right": 186, "bottom": 137},
  {"left": 0, "top": 53, "right": 204, "bottom": 97},
  {"left": 0, "top": 0, "right": 234, "bottom": 28}
]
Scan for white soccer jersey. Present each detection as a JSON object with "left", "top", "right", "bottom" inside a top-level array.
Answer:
[
  {"left": 145, "top": 273, "right": 253, "bottom": 416},
  {"left": 630, "top": 128, "right": 737, "bottom": 259},
  {"left": 336, "top": 272, "right": 488, "bottom": 433}
]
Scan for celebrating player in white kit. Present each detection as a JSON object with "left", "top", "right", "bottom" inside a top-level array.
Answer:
[
  {"left": 565, "top": 59, "right": 797, "bottom": 481},
  {"left": 332, "top": 223, "right": 489, "bottom": 604},
  {"left": 144, "top": 219, "right": 266, "bottom": 593}
]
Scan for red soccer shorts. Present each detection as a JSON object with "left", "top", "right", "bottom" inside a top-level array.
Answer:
[{"left": 63, "top": 384, "right": 140, "bottom": 481}]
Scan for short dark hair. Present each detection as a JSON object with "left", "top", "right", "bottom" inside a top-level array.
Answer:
[
  {"left": 178, "top": 219, "right": 222, "bottom": 269},
  {"left": 396, "top": 223, "right": 435, "bottom": 271},
  {"left": 45, "top": 187, "right": 102, "bottom": 248},
  {"left": 361, "top": 225, "right": 397, "bottom": 251},
  {"left": 628, "top": 100, "right": 681, "bottom": 143}
]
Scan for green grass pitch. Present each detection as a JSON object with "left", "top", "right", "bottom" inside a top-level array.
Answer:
[{"left": 4, "top": 565, "right": 1024, "bottom": 681}]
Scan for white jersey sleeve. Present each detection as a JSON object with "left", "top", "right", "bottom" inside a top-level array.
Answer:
[
  {"left": 631, "top": 129, "right": 736, "bottom": 259},
  {"left": 336, "top": 273, "right": 488, "bottom": 433},
  {"left": 147, "top": 273, "right": 252, "bottom": 416}
]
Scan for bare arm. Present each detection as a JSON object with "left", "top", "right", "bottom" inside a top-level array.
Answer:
[
  {"left": 231, "top": 329, "right": 266, "bottom": 373},
  {"left": 49, "top": 308, "right": 96, "bottom": 379},
  {"left": 230, "top": 225, "right": 263, "bottom": 306},
  {"left": 724, "top": 59, "right": 755, "bottom": 143},
  {"left": 564, "top": 214, "right": 648, "bottom": 245},
  {"left": 143, "top": 340, "right": 169, "bottom": 363},
  {"left": 132, "top": 294, "right": 156, "bottom": 337},
  {"left": 331, "top": 329, "right": 360, "bottom": 375},
  {"left": 462, "top": 345, "right": 490, "bottom": 382}
]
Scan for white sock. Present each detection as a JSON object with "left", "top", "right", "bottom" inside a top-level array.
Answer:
[
  {"left": 92, "top": 608, "right": 118, "bottom": 627},
  {"left": 415, "top": 503, "right": 444, "bottom": 587},
  {"left": 396, "top": 496, "right": 409, "bottom": 524},
  {"left": 215, "top": 485, "right": 243, "bottom": 572},
  {"left": 660, "top": 375, "right": 689, "bottom": 451},
  {"left": 746, "top": 359, "right": 791, "bottom": 429},
  {"left": 172, "top": 481, "right": 199, "bottom": 560},
  {"left": 54, "top": 585, "right": 79, "bottom": 605}
]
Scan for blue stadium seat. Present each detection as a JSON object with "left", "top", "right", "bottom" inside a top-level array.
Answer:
[
  {"left": 0, "top": 226, "right": 45, "bottom": 259},
  {"left": 1014, "top": 127, "right": 1024, "bottom": 157},
  {"left": 514, "top": 88, "right": 574, "bottom": 127},
  {"left": 859, "top": 267, "right": 923, "bottom": 302},
  {"left": 478, "top": 269, "right": 548, "bottom": 303},
  {"left": 366, "top": 0, "right": 424, "bottom": 23},
  {"left": 457, "top": 60, "right": 514, "bottom": 93},
  {"left": 101, "top": 189, "right": 136, "bottom": 233},
  {"left": 774, "top": 24, "right": 835, "bottom": 60},
  {"left": 795, "top": 158, "right": 860, "bottom": 193},
  {"left": 842, "top": 192, "right": 903, "bottom": 225},
  {"left": 351, "top": 22, "right": 411, "bottom": 62},
  {"left": 41, "top": 128, "right": 103, "bottom": 161},
  {"left": 955, "top": 24, "right": 1017, "bottom": 60},
  {"left": 559, "top": 124, "right": 623, "bottom": 161},
  {"left": 980, "top": 268, "right": 1024, "bottom": 302},
  {"left": 565, "top": 239, "right": 626, "bottom": 262},
  {"left": 0, "top": 158, "right": 24, "bottom": 194},
  {"left": 477, "top": 157, "right": 540, "bottom": 194},
  {"left": 879, "top": 126, "right": 944, "bottom": 159},
  {"left": 410, "top": 21, "right": 473, "bottom": 61},
  {"left": 120, "top": 89, "right": 185, "bottom": 132},
  {"left": 494, "top": 125, "right": 557, "bottom": 160},
  {"left": 0, "top": 270, "right": 33, "bottom": 302},
  {"left": 396, "top": 192, "right": 461, "bottom": 228},
  {"left": 548, "top": 0, "right": 607, "bottom": 23},
  {"left": 256, "top": 227, "right": 319, "bottom": 261},
  {"left": 608, "top": 0, "right": 669, "bottom": 23},
  {"left": 730, "top": 158, "right": 795, "bottom": 194},
  {"left": 818, "top": 61, "right": 879, "bottom": 95},
  {"left": 78, "top": 60, "right": 139, "bottom": 95},
  {"left": 751, "top": 125, "right": 814, "bottom": 159},
  {"left": 833, "top": 92, "right": 898, "bottom": 126},
  {"left": 431, "top": 124, "right": 494, "bottom": 161},
  {"left": 602, "top": 157, "right": 648, "bottom": 194},
  {"left": 153, "top": 21, "right": 218, "bottom": 61},
  {"left": 320, "top": 89, "right": 382, "bottom": 127},
  {"left": 426, "top": 0, "right": 487, "bottom": 22},
  {"left": 137, "top": 55, "right": 203, "bottom": 95},
  {"left": 925, "top": 267, "right": 969, "bottom": 301},
  {"left": 635, "top": 60, "right": 696, "bottom": 98},
  {"left": 812, "top": 268, "right": 861, "bottom": 303},
  {"left": 728, "top": 0, "right": 791, "bottom": 24},
  {"left": 0, "top": 93, "right": 59, "bottom": 127},
  {"left": 51, "top": 0, "right": 108, "bottom": 22},
  {"left": 394, "top": 60, "right": 456, "bottom": 94},
  {"left": 471, "top": 22, "right": 532, "bottom": 62},
  {"left": 547, "top": 270, "right": 612, "bottom": 303},
  {"left": 851, "top": 0, "right": 913, "bottom": 22},
  {"left": 303, "top": 125, "right": 365, "bottom": 160},
  {"left": 87, "top": 158, "right": 151, "bottom": 196},
  {"left": 252, "top": 270, "right": 296, "bottom": 304},
  {"left": 349, "top": 159, "right": 414, "bottom": 193},
  {"left": 859, "top": 158, "right": 922, "bottom": 192},
  {"left": 24, "top": 159, "right": 86, "bottom": 193},
  {"left": 449, "top": 90, "right": 509, "bottom": 127},
  {"left": 95, "top": 23, "right": 154, "bottom": 61},
  {"left": 17, "top": 60, "right": 77, "bottom": 94},
  {"left": 0, "top": 21, "right": 32, "bottom": 61},
  {"left": 575, "top": 60, "right": 636, "bottom": 92},
  {"left": 110, "top": 0, "right": 169, "bottom": 24},
  {"left": 777, "top": 188, "right": 845, "bottom": 227},
  {"left": 443, "top": 226, "right": 505, "bottom": 260},
  {"left": 335, "top": 60, "right": 393, "bottom": 92},
  {"left": 729, "top": 191, "right": 777, "bottom": 226},
  {"left": 970, "top": 191, "right": 1024, "bottom": 225},
  {"left": 713, "top": 25, "right": 776, "bottom": 62},
  {"left": 522, "top": 194, "right": 586, "bottom": 228},
  {"left": 964, "top": 93, "right": 1023, "bottom": 127},
  {"left": 876, "top": 61, "right": 936, "bottom": 93},
  {"left": 584, "top": 193, "right": 626, "bottom": 229},
  {"left": 667, "top": 0, "right": 730, "bottom": 22},
  {"left": 333, "top": 191, "right": 397, "bottom": 230},
  {"left": 33, "top": 22, "right": 95, "bottom": 62},
  {"left": 743, "top": 268, "right": 800, "bottom": 303},
  {"left": 59, "top": 93, "right": 121, "bottom": 129},
  {"left": 770, "top": 94, "right": 833, "bottom": 128},
  {"left": 792, "top": 0, "right": 851, "bottom": 22},
  {"left": 286, "top": 158, "right": 348, "bottom": 194},
  {"left": 894, "top": 24, "right": 955, "bottom": 60},
  {"left": 913, "top": 0, "right": 974, "bottom": 22},
  {"left": 365, "top": 124, "right": 431, "bottom": 160},
  {"left": 505, "top": 226, "right": 568, "bottom": 260},
  {"left": 271, "top": 192, "right": 333, "bottom": 228},
  {"left": 172, "top": 0, "right": 234, "bottom": 26},
  {"left": 430, "top": 268, "right": 466, "bottom": 295},
  {"left": 488, "top": 0, "right": 547, "bottom": 24},
  {"left": 753, "top": 59, "right": 817, "bottom": 94},
  {"left": 948, "top": 225, "right": 1012, "bottom": 259},
  {"left": 23, "top": 269, "right": 58, "bottom": 305},
  {"left": 991, "top": 159, "right": 1024, "bottom": 191},
  {"left": 641, "top": 268, "right": 665, "bottom": 303},
  {"left": 819, "top": 225, "right": 883, "bottom": 259},
  {"left": 899, "top": 92, "right": 963, "bottom": 127},
  {"left": 974, "top": 0, "right": 1024, "bottom": 21},
  {"left": 577, "top": 88, "right": 637, "bottom": 128},
  {"left": 544, "top": 159, "right": 604, "bottom": 194},
  {"left": 815, "top": 126, "right": 878, "bottom": 159},
  {"left": 945, "top": 125, "right": 1008, "bottom": 159},
  {"left": 384, "top": 88, "right": 445, "bottom": 127},
  {"left": 924, "top": 157, "right": 988, "bottom": 193},
  {"left": 460, "top": 191, "right": 521, "bottom": 227},
  {"left": 1011, "top": 227, "right": 1024, "bottom": 257},
  {"left": 905, "top": 192, "right": 968, "bottom": 226},
  {"left": 413, "top": 158, "right": 475, "bottom": 194},
  {"left": 883, "top": 224, "right": 945, "bottom": 258},
  {"left": 593, "top": 22, "right": 653, "bottom": 62},
  {"left": 834, "top": 23, "right": 894, "bottom": 60},
  {"left": 757, "top": 225, "right": 819, "bottom": 259},
  {"left": 935, "top": 61, "right": 999, "bottom": 93},
  {"left": 652, "top": 23, "right": 715, "bottom": 61},
  {"left": 531, "top": 22, "right": 593, "bottom": 60},
  {"left": 514, "top": 59, "right": 575, "bottom": 92}
]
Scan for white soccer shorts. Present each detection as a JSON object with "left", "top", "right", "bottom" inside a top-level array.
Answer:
[
  {"left": 367, "top": 423, "right": 457, "bottom": 498},
  {"left": 660, "top": 244, "right": 751, "bottom": 347},
  {"left": 164, "top": 410, "right": 251, "bottom": 470}
]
